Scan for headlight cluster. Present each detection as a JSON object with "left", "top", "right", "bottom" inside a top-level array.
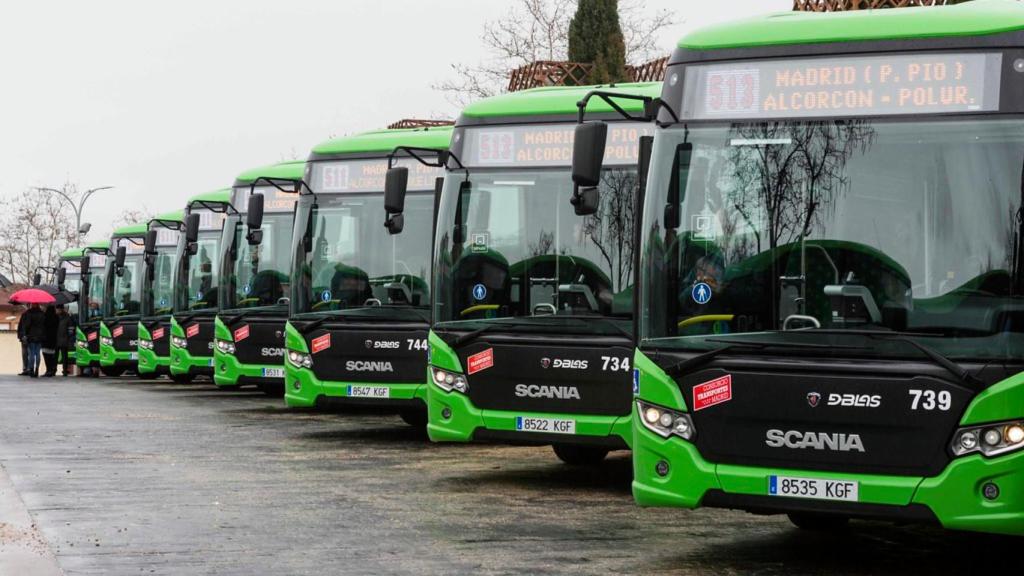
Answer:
[
  {"left": 637, "top": 400, "right": 696, "bottom": 441},
  {"left": 77, "top": 340, "right": 86, "bottom": 349},
  {"left": 100, "top": 336, "right": 114, "bottom": 347},
  {"left": 953, "top": 421, "right": 1024, "bottom": 458},
  {"left": 431, "top": 366, "right": 468, "bottom": 394},
  {"left": 287, "top": 350, "right": 312, "bottom": 369},
  {"left": 216, "top": 339, "right": 236, "bottom": 355},
  {"left": 171, "top": 336, "right": 187, "bottom": 349},
  {"left": 138, "top": 339, "right": 154, "bottom": 350}
]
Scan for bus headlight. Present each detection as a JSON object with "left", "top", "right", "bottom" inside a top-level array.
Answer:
[
  {"left": 431, "top": 366, "right": 468, "bottom": 394},
  {"left": 100, "top": 336, "right": 114, "bottom": 347},
  {"left": 138, "top": 339, "right": 154, "bottom": 350},
  {"left": 171, "top": 336, "right": 187, "bottom": 349},
  {"left": 952, "top": 420, "right": 1024, "bottom": 458},
  {"left": 216, "top": 339, "right": 236, "bottom": 355},
  {"left": 637, "top": 400, "right": 695, "bottom": 441},
  {"left": 287, "top": 350, "right": 312, "bottom": 369}
]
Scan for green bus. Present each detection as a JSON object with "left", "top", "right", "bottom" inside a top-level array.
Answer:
[
  {"left": 283, "top": 126, "right": 450, "bottom": 423},
  {"left": 56, "top": 247, "right": 84, "bottom": 363},
  {"left": 425, "top": 84, "right": 657, "bottom": 464},
  {"left": 213, "top": 160, "right": 305, "bottom": 394},
  {"left": 589, "top": 0, "right": 1024, "bottom": 535},
  {"left": 75, "top": 240, "right": 111, "bottom": 373},
  {"left": 169, "top": 190, "right": 231, "bottom": 383},
  {"left": 98, "top": 222, "right": 148, "bottom": 376},
  {"left": 137, "top": 211, "right": 184, "bottom": 378}
]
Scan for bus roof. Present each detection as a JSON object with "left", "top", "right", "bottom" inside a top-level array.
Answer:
[
  {"left": 150, "top": 210, "right": 184, "bottom": 227},
  {"left": 458, "top": 82, "right": 662, "bottom": 121},
  {"left": 60, "top": 247, "right": 84, "bottom": 260},
  {"left": 111, "top": 222, "right": 149, "bottom": 238},
  {"left": 680, "top": 0, "right": 1024, "bottom": 51},
  {"left": 187, "top": 188, "right": 231, "bottom": 205},
  {"left": 311, "top": 126, "right": 453, "bottom": 157},
  {"left": 86, "top": 239, "right": 110, "bottom": 251},
  {"left": 234, "top": 160, "right": 306, "bottom": 187}
]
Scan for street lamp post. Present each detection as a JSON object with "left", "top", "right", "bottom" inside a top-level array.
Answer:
[{"left": 35, "top": 185, "right": 113, "bottom": 237}]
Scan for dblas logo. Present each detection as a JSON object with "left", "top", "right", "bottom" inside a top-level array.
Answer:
[
  {"left": 765, "top": 429, "right": 865, "bottom": 452},
  {"left": 540, "top": 357, "right": 589, "bottom": 370},
  {"left": 515, "top": 384, "right": 581, "bottom": 400}
]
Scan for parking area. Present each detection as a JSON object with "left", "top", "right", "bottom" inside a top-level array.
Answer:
[{"left": 0, "top": 375, "right": 1021, "bottom": 575}]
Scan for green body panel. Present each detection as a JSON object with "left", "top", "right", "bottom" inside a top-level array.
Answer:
[
  {"left": 85, "top": 239, "right": 111, "bottom": 252},
  {"left": 111, "top": 222, "right": 149, "bottom": 239},
  {"left": 425, "top": 330, "right": 632, "bottom": 446},
  {"left": 188, "top": 188, "right": 232, "bottom": 205},
  {"left": 679, "top": 0, "right": 1024, "bottom": 51},
  {"left": 631, "top": 349, "right": 1024, "bottom": 535},
  {"left": 168, "top": 316, "right": 214, "bottom": 376},
  {"left": 960, "top": 370, "right": 1024, "bottom": 425},
  {"left": 136, "top": 322, "right": 166, "bottom": 374},
  {"left": 98, "top": 321, "right": 135, "bottom": 368},
  {"left": 60, "top": 247, "right": 84, "bottom": 260},
  {"left": 211, "top": 315, "right": 282, "bottom": 387},
  {"left": 151, "top": 210, "right": 184, "bottom": 225},
  {"left": 74, "top": 327, "right": 97, "bottom": 368},
  {"left": 234, "top": 159, "right": 306, "bottom": 185},
  {"left": 459, "top": 82, "right": 660, "bottom": 120},
  {"left": 311, "top": 126, "right": 453, "bottom": 157}
]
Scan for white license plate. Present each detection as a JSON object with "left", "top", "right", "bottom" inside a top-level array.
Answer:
[
  {"left": 348, "top": 385, "right": 390, "bottom": 399},
  {"left": 129, "top": 352, "right": 138, "bottom": 360},
  {"left": 768, "top": 475, "right": 859, "bottom": 502},
  {"left": 515, "top": 416, "right": 576, "bottom": 435},
  {"left": 262, "top": 367, "right": 285, "bottom": 378}
]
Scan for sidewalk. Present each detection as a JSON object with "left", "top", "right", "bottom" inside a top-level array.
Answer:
[{"left": 0, "top": 462, "right": 62, "bottom": 576}]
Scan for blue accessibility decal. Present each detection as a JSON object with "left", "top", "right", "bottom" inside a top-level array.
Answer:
[
  {"left": 321, "top": 289, "right": 332, "bottom": 303},
  {"left": 692, "top": 282, "right": 712, "bottom": 305},
  {"left": 472, "top": 283, "right": 487, "bottom": 301},
  {"left": 632, "top": 368, "right": 640, "bottom": 395}
]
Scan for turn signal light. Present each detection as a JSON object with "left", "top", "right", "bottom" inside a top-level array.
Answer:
[{"left": 637, "top": 400, "right": 695, "bottom": 441}]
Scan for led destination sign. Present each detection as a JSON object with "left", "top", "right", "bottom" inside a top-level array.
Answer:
[
  {"left": 312, "top": 158, "right": 443, "bottom": 194},
  {"left": 464, "top": 122, "right": 654, "bottom": 167},
  {"left": 232, "top": 186, "right": 298, "bottom": 214},
  {"left": 682, "top": 52, "right": 1002, "bottom": 120}
]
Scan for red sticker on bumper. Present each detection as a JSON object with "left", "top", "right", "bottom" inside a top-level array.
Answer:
[
  {"left": 87, "top": 331, "right": 97, "bottom": 342},
  {"left": 112, "top": 326, "right": 124, "bottom": 337},
  {"left": 693, "top": 375, "right": 732, "bottom": 411},
  {"left": 311, "top": 333, "right": 331, "bottom": 354},
  {"left": 467, "top": 348, "right": 494, "bottom": 375},
  {"left": 186, "top": 324, "right": 200, "bottom": 338},
  {"left": 234, "top": 325, "right": 250, "bottom": 342},
  {"left": 152, "top": 328, "right": 165, "bottom": 340}
]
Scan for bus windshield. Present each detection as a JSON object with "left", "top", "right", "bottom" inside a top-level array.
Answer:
[
  {"left": 640, "top": 117, "right": 1024, "bottom": 361},
  {"left": 293, "top": 192, "right": 434, "bottom": 320},
  {"left": 107, "top": 253, "right": 143, "bottom": 317},
  {"left": 61, "top": 264, "right": 81, "bottom": 317},
  {"left": 143, "top": 244, "right": 178, "bottom": 317},
  {"left": 177, "top": 230, "right": 221, "bottom": 313},
  {"left": 228, "top": 212, "right": 293, "bottom": 310},
  {"left": 433, "top": 166, "right": 638, "bottom": 335}
]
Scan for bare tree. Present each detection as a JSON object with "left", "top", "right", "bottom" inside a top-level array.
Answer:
[
  {"left": 111, "top": 206, "right": 156, "bottom": 230},
  {"left": 435, "top": 0, "right": 676, "bottom": 107},
  {"left": 582, "top": 169, "right": 637, "bottom": 290},
  {"left": 0, "top": 190, "right": 78, "bottom": 284}
]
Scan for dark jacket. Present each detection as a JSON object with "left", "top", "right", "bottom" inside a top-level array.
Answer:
[
  {"left": 20, "top": 308, "right": 46, "bottom": 343},
  {"left": 43, "top": 308, "right": 59, "bottom": 348},
  {"left": 56, "top": 313, "right": 73, "bottom": 347}
]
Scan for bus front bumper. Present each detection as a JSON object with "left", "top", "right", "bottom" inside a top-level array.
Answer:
[
  {"left": 99, "top": 344, "right": 137, "bottom": 368},
  {"left": 137, "top": 347, "right": 169, "bottom": 374},
  {"left": 632, "top": 422, "right": 1024, "bottom": 536},
  {"left": 283, "top": 363, "right": 426, "bottom": 408},
  {"left": 213, "top": 350, "right": 283, "bottom": 387},
  {"left": 426, "top": 381, "right": 631, "bottom": 449},
  {"left": 170, "top": 344, "right": 214, "bottom": 377}
]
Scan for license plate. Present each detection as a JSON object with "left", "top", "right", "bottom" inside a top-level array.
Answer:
[
  {"left": 515, "top": 416, "right": 576, "bottom": 435},
  {"left": 129, "top": 352, "right": 138, "bottom": 360},
  {"left": 262, "top": 367, "right": 285, "bottom": 378},
  {"left": 348, "top": 385, "right": 390, "bottom": 399},
  {"left": 208, "top": 358, "right": 215, "bottom": 367},
  {"left": 768, "top": 475, "right": 859, "bottom": 502}
]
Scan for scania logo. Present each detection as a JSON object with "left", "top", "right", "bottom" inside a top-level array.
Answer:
[
  {"left": 540, "top": 358, "right": 589, "bottom": 370},
  {"left": 346, "top": 360, "right": 394, "bottom": 372},
  {"left": 807, "top": 392, "right": 821, "bottom": 407},
  {"left": 260, "top": 347, "right": 285, "bottom": 357},
  {"left": 765, "top": 429, "right": 865, "bottom": 452},
  {"left": 515, "top": 384, "right": 581, "bottom": 399},
  {"left": 364, "top": 339, "right": 373, "bottom": 349}
]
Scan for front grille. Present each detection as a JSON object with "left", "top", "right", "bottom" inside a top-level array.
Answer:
[
  {"left": 306, "top": 326, "right": 428, "bottom": 383},
  {"left": 231, "top": 319, "right": 286, "bottom": 365}
]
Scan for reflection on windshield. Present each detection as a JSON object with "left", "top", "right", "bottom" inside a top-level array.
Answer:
[
  {"left": 86, "top": 270, "right": 106, "bottom": 321},
  {"left": 228, "top": 213, "right": 293, "bottom": 309},
  {"left": 144, "top": 247, "right": 177, "bottom": 317},
  {"left": 108, "top": 258, "right": 142, "bottom": 317},
  {"left": 434, "top": 168, "right": 638, "bottom": 329},
  {"left": 293, "top": 193, "right": 433, "bottom": 318},
  {"left": 178, "top": 233, "right": 220, "bottom": 312},
  {"left": 641, "top": 119, "right": 1024, "bottom": 360},
  {"left": 63, "top": 273, "right": 81, "bottom": 317}
]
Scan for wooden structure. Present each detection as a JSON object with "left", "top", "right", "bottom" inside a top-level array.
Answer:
[
  {"left": 386, "top": 119, "right": 454, "bottom": 130},
  {"left": 794, "top": 0, "right": 954, "bottom": 10},
  {"left": 507, "top": 55, "right": 669, "bottom": 92}
]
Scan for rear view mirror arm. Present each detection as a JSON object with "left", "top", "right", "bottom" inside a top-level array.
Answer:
[
  {"left": 575, "top": 91, "right": 681, "bottom": 126},
  {"left": 249, "top": 177, "right": 316, "bottom": 203}
]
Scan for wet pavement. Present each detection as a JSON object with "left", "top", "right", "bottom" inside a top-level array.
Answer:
[{"left": 0, "top": 374, "right": 1021, "bottom": 575}]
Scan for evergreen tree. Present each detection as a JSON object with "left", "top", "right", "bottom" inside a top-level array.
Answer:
[{"left": 568, "top": 0, "right": 629, "bottom": 85}]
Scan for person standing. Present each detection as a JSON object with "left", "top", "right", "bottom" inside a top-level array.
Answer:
[
  {"left": 42, "top": 305, "right": 59, "bottom": 377},
  {"left": 16, "top": 307, "right": 30, "bottom": 376},
  {"left": 55, "top": 305, "right": 73, "bottom": 376},
  {"left": 20, "top": 304, "right": 45, "bottom": 378}
]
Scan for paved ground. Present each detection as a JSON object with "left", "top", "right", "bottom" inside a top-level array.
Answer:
[{"left": 0, "top": 374, "right": 1021, "bottom": 575}]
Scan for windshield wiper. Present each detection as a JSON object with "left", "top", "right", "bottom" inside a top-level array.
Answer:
[
  {"left": 438, "top": 319, "right": 538, "bottom": 348},
  {"left": 542, "top": 314, "right": 634, "bottom": 340},
  {"left": 803, "top": 329, "right": 984, "bottom": 388},
  {"left": 664, "top": 337, "right": 865, "bottom": 377}
]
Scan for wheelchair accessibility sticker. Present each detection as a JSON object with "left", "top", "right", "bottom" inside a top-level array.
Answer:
[
  {"left": 692, "top": 282, "right": 712, "bottom": 305},
  {"left": 472, "top": 284, "right": 487, "bottom": 301}
]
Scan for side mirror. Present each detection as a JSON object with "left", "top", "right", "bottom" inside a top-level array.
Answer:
[
  {"left": 247, "top": 194, "right": 265, "bottom": 231},
  {"left": 572, "top": 121, "right": 608, "bottom": 188},
  {"left": 185, "top": 213, "right": 200, "bottom": 244},
  {"left": 115, "top": 245, "right": 127, "bottom": 269},
  {"left": 56, "top": 268, "right": 66, "bottom": 288},
  {"left": 572, "top": 187, "right": 601, "bottom": 216},
  {"left": 32, "top": 272, "right": 41, "bottom": 286},
  {"left": 385, "top": 167, "right": 409, "bottom": 235},
  {"left": 80, "top": 257, "right": 90, "bottom": 276},
  {"left": 144, "top": 229, "right": 157, "bottom": 255},
  {"left": 453, "top": 180, "right": 472, "bottom": 244}
]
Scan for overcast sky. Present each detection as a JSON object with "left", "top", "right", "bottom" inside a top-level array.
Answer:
[{"left": 0, "top": 0, "right": 790, "bottom": 240}]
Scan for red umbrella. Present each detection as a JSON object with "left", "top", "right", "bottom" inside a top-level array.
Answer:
[{"left": 8, "top": 288, "right": 56, "bottom": 305}]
